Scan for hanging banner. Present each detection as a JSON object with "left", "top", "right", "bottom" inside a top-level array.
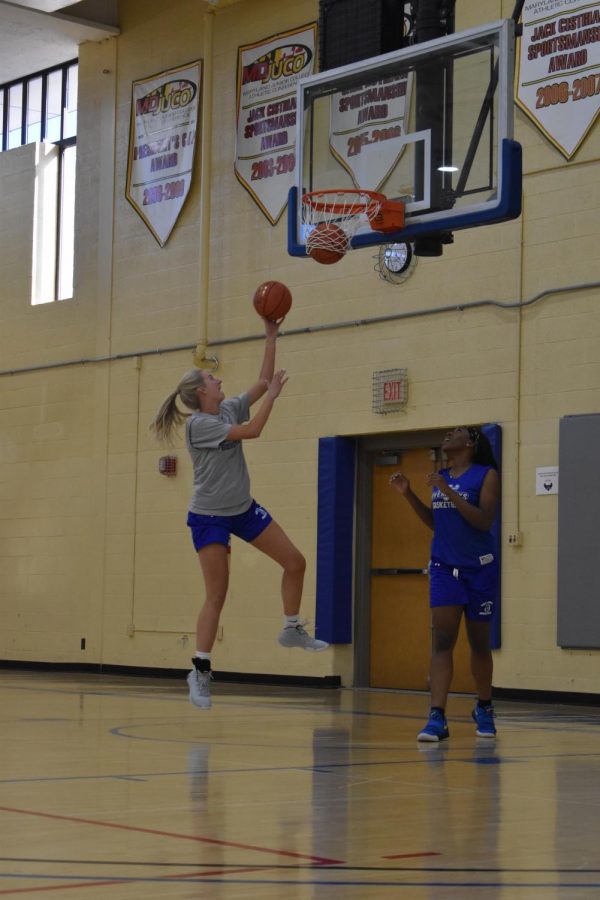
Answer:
[
  {"left": 329, "top": 73, "right": 414, "bottom": 191},
  {"left": 516, "top": 1, "right": 600, "bottom": 159},
  {"left": 235, "top": 23, "right": 317, "bottom": 225},
  {"left": 126, "top": 61, "right": 201, "bottom": 246}
]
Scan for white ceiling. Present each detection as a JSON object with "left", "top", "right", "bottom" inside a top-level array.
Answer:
[{"left": 0, "top": 0, "right": 119, "bottom": 84}]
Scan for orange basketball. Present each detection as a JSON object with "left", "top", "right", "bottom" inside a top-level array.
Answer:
[
  {"left": 253, "top": 281, "right": 292, "bottom": 322},
  {"left": 306, "top": 222, "right": 347, "bottom": 265}
]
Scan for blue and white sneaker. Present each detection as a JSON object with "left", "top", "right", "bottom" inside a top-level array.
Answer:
[
  {"left": 417, "top": 709, "right": 449, "bottom": 742},
  {"left": 472, "top": 703, "right": 496, "bottom": 738}
]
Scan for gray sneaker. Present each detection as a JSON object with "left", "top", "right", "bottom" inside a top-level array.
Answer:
[
  {"left": 187, "top": 668, "right": 212, "bottom": 709},
  {"left": 278, "top": 621, "right": 329, "bottom": 652}
]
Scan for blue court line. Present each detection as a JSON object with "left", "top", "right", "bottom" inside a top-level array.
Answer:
[
  {"left": 6, "top": 747, "right": 600, "bottom": 786},
  {"left": 0, "top": 761, "right": 499, "bottom": 786},
  {"left": 1, "top": 873, "right": 600, "bottom": 889},
  {"left": 0, "top": 758, "right": 464, "bottom": 785},
  {"left": 1, "top": 682, "right": 429, "bottom": 723},
  {"left": 109, "top": 723, "right": 600, "bottom": 760},
  {"left": 112, "top": 775, "right": 148, "bottom": 782}
]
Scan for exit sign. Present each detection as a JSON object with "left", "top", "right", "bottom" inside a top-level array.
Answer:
[
  {"left": 383, "top": 380, "right": 404, "bottom": 402},
  {"left": 373, "top": 368, "right": 408, "bottom": 414}
]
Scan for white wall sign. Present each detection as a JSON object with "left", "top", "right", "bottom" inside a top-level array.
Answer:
[
  {"left": 235, "top": 23, "right": 317, "bottom": 225},
  {"left": 516, "top": 1, "right": 600, "bottom": 159},
  {"left": 126, "top": 61, "right": 201, "bottom": 246},
  {"left": 330, "top": 73, "right": 414, "bottom": 190},
  {"left": 536, "top": 466, "right": 559, "bottom": 494}
]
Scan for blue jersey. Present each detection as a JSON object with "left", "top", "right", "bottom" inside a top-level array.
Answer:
[{"left": 430, "top": 464, "right": 495, "bottom": 569}]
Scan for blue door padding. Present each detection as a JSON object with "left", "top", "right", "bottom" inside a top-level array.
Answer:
[{"left": 315, "top": 437, "right": 355, "bottom": 644}]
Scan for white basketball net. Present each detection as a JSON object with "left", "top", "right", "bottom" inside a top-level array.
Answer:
[{"left": 302, "top": 191, "right": 383, "bottom": 254}]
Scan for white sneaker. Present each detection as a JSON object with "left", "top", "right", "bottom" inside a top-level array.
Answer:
[
  {"left": 187, "top": 667, "right": 212, "bottom": 709},
  {"left": 277, "top": 621, "right": 329, "bottom": 652}
]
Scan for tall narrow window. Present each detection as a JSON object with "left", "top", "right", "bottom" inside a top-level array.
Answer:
[
  {"left": 63, "top": 64, "right": 78, "bottom": 139},
  {"left": 58, "top": 143, "right": 76, "bottom": 300},
  {"left": 1, "top": 61, "right": 78, "bottom": 304},
  {"left": 8, "top": 83, "right": 23, "bottom": 148},
  {"left": 32, "top": 144, "right": 58, "bottom": 305},
  {"left": 45, "top": 69, "right": 62, "bottom": 143},
  {"left": 27, "top": 77, "right": 42, "bottom": 143}
]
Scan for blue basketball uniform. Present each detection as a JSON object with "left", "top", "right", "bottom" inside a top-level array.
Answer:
[
  {"left": 187, "top": 499, "right": 272, "bottom": 552},
  {"left": 429, "top": 464, "right": 498, "bottom": 621}
]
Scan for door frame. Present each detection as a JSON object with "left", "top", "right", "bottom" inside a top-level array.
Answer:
[{"left": 354, "top": 428, "right": 448, "bottom": 687}]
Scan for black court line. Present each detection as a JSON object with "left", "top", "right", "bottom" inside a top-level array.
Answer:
[
  {"left": 3, "top": 858, "right": 600, "bottom": 873},
  {"left": 1, "top": 873, "right": 600, "bottom": 889},
  {"left": 3, "top": 681, "right": 599, "bottom": 730},
  {"left": 7, "top": 746, "right": 600, "bottom": 786}
]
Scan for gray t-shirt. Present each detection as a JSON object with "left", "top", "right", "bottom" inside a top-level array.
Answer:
[{"left": 186, "top": 393, "right": 251, "bottom": 515}]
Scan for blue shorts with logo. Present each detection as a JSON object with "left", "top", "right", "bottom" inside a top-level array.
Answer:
[
  {"left": 187, "top": 499, "right": 272, "bottom": 552},
  {"left": 429, "top": 556, "right": 498, "bottom": 621}
]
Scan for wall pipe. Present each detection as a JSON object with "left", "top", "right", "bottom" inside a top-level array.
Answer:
[
  {"left": 0, "top": 281, "right": 598, "bottom": 378},
  {"left": 192, "top": 0, "right": 247, "bottom": 369},
  {"left": 192, "top": 3, "right": 218, "bottom": 370}
]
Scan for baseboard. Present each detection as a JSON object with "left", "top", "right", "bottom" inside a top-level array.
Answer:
[
  {"left": 3, "top": 660, "right": 597, "bottom": 701},
  {"left": 493, "top": 686, "right": 600, "bottom": 706},
  {"left": 0, "top": 658, "right": 341, "bottom": 689}
]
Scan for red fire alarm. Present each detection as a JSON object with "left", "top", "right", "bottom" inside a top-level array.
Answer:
[{"left": 158, "top": 455, "right": 177, "bottom": 477}]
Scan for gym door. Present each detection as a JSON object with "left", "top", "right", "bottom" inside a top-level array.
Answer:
[{"left": 369, "top": 448, "right": 473, "bottom": 691}]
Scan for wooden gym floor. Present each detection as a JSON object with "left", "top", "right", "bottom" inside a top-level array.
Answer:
[{"left": 1, "top": 669, "right": 600, "bottom": 899}]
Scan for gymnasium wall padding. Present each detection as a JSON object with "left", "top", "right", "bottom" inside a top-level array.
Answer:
[
  {"left": 315, "top": 436, "right": 355, "bottom": 644},
  {"left": 557, "top": 414, "right": 600, "bottom": 648}
]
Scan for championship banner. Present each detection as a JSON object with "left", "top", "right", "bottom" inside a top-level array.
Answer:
[
  {"left": 235, "top": 23, "right": 317, "bottom": 225},
  {"left": 126, "top": 61, "right": 202, "bottom": 246},
  {"left": 516, "top": 1, "right": 600, "bottom": 159},
  {"left": 329, "top": 73, "right": 414, "bottom": 190}
]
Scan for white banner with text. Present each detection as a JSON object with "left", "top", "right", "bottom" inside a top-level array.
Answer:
[
  {"left": 126, "top": 61, "right": 201, "bottom": 246},
  {"left": 516, "top": 0, "right": 600, "bottom": 158},
  {"left": 235, "top": 23, "right": 317, "bottom": 224}
]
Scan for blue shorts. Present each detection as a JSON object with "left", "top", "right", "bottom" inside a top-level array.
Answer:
[
  {"left": 187, "top": 499, "right": 273, "bottom": 552},
  {"left": 429, "top": 557, "right": 498, "bottom": 621}
]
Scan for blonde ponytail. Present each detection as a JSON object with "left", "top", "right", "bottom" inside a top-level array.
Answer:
[{"left": 150, "top": 368, "right": 207, "bottom": 444}]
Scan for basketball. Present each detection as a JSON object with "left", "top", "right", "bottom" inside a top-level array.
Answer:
[
  {"left": 253, "top": 281, "right": 292, "bottom": 321},
  {"left": 306, "top": 222, "right": 347, "bottom": 265}
]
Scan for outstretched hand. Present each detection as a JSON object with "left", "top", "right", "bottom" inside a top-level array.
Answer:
[
  {"left": 267, "top": 369, "right": 288, "bottom": 399},
  {"left": 264, "top": 317, "right": 284, "bottom": 339},
  {"left": 389, "top": 471, "right": 410, "bottom": 494}
]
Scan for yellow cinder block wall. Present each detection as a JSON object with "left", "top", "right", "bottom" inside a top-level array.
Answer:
[{"left": 0, "top": 0, "right": 599, "bottom": 692}]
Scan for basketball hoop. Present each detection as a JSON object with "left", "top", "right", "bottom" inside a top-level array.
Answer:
[{"left": 302, "top": 190, "right": 405, "bottom": 262}]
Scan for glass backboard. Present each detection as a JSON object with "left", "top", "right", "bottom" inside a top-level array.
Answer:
[{"left": 288, "top": 19, "right": 522, "bottom": 256}]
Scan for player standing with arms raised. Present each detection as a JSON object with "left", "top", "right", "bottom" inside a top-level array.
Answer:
[{"left": 390, "top": 426, "right": 500, "bottom": 741}]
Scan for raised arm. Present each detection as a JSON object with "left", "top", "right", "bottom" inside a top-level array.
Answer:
[
  {"left": 389, "top": 471, "right": 434, "bottom": 530},
  {"left": 246, "top": 318, "right": 281, "bottom": 406},
  {"left": 227, "top": 370, "right": 288, "bottom": 441}
]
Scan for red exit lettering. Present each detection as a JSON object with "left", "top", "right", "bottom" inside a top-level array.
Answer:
[{"left": 383, "top": 381, "right": 403, "bottom": 402}]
